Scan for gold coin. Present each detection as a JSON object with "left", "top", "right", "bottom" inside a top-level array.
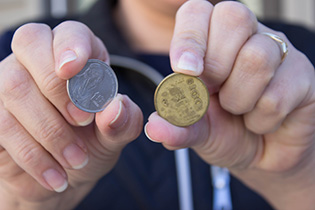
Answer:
[{"left": 154, "top": 73, "right": 209, "bottom": 127}]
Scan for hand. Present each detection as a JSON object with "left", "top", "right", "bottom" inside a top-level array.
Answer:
[
  {"left": 145, "top": 1, "right": 315, "bottom": 209},
  {"left": 0, "top": 21, "right": 143, "bottom": 209}
]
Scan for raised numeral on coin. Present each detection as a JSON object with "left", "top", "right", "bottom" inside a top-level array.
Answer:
[{"left": 67, "top": 59, "right": 118, "bottom": 113}]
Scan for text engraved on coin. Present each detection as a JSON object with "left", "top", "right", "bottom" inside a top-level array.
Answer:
[{"left": 154, "top": 73, "right": 209, "bottom": 127}]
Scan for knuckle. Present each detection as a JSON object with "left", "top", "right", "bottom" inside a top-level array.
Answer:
[
  {"left": 256, "top": 94, "right": 287, "bottom": 120},
  {"left": 53, "top": 21, "right": 93, "bottom": 57},
  {"left": 178, "top": 0, "right": 213, "bottom": 16},
  {"left": 242, "top": 43, "right": 270, "bottom": 67},
  {"left": 0, "top": 68, "right": 32, "bottom": 105},
  {"left": 204, "top": 58, "right": 229, "bottom": 81},
  {"left": 176, "top": 30, "right": 208, "bottom": 51},
  {"left": 240, "top": 44, "right": 274, "bottom": 81},
  {"left": 16, "top": 143, "right": 42, "bottom": 168},
  {"left": 53, "top": 20, "right": 92, "bottom": 42},
  {"left": 36, "top": 119, "right": 66, "bottom": 143},
  {"left": 41, "top": 71, "right": 65, "bottom": 97},
  {"left": 215, "top": 2, "right": 257, "bottom": 32},
  {"left": 12, "top": 23, "right": 51, "bottom": 52},
  {"left": 294, "top": 51, "right": 314, "bottom": 76},
  {"left": 0, "top": 109, "right": 17, "bottom": 135},
  {"left": 175, "top": 0, "right": 212, "bottom": 53},
  {"left": 220, "top": 93, "right": 247, "bottom": 115},
  {"left": 244, "top": 112, "right": 282, "bottom": 135},
  {"left": 54, "top": 20, "right": 88, "bottom": 31},
  {"left": 244, "top": 116, "right": 267, "bottom": 135}
]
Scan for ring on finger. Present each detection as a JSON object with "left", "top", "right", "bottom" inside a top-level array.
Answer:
[{"left": 260, "top": 32, "right": 288, "bottom": 63}]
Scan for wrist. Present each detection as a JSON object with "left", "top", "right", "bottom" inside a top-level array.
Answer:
[{"left": 231, "top": 152, "right": 315, "bottom": 210}]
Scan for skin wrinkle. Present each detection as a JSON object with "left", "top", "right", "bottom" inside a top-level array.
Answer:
[
  {"left": 213, "top": 2, "right": 257, "bottom": 37},
  {"left": 193, "top": 97, "right": 253, "bottom": 169},
  {"left": 0, "top": 0, "right": 314, "bottom": 209}
]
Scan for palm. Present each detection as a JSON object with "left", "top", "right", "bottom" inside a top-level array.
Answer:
[{"left": 198, "top": 94, "right": 315, "bottom": 173}]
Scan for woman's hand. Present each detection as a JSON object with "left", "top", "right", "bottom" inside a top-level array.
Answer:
[
  {"left": 145, "top": 1, "right": 315, "bottom": 209},
  {"left": 0, "top": 21, "right": 143, "bottom": 209}
]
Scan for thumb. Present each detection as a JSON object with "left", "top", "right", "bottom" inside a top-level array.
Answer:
[
  {"left": 145, "top": 94, "right": 259, "bottom": 169},
  {"left": 94, "top": 94, "right": 144, "bottom": 153},
  {"left": 64, "top": 94, "right": 143, "bottom": 185}
]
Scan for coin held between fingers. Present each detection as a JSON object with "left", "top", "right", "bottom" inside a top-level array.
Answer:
[
  {"left": 67, "top": 59, "right": 118, "bottom": 113},
  {"left": 154, "top": 73, "right": 209, "bottom": 127}
]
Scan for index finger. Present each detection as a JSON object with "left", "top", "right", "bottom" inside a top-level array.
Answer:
[
  {"left": 53, "top": 21, "right": 109, "bottom": 80},
  {"left": 11, "top": 21, "right": 107, "bottom": 126},
  {"left": 203, "top": 2, "right": 257, "bottom": 90},
  {"left": 170, "top": 0, "right": 213, "bottom": 76}
]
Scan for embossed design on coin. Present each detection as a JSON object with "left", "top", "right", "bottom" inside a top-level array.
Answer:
[
  {"left": 67, "top": 59, "right": 118, "bottom": 113},
  {"left": 154, "top": 73, "right": 209, "bottom": 127}
]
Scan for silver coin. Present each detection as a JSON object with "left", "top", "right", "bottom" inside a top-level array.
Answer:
[{"left": 67, "top": 59, "right": 118, "bottom": 113}]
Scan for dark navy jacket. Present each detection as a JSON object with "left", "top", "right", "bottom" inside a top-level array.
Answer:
[{"left": 0, "top": 1, "right": 314, "bottom": 209}]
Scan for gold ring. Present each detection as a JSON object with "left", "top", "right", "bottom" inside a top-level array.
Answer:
[{"left": 261, "top": 32, "right": 288, "bottom": 63}]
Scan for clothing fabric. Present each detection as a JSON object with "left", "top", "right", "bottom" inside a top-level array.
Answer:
[{"left": 0, "top": 1, "right": 315, "bottom": 209}]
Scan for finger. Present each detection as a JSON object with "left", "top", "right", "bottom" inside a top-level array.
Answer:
[
  {"left": 244, "top": 48, "right": 314, "bottom": 134},
  {"left": 145, "top": 97, "right": 260, "bottom": 169},
  {"left": 203, "top": 1, "right": 258, "bottom": 92},
  {"left": 144, "top": 112, "right": 209, "bottom": 150},
  {"left": 0, "top": 100, "right": 68, "bottom": 192},
  {"left": 0, "top": 55, "right": 89, "bottom": 172},
  {"left": 11, "top": 22, "right": 101, "bottom": 126},
  {"left": 53, "top": 21, "right": 109, "bottom": 79},
  {"left": 170, "top": 0, "right": 213, "bottom": 76},
  {"left": 94, "top": 94, "right": 143, "bottom": 153},
  {"left": 219, "top": 31, "right": 281, "bottom": 114},
  {"left": 0, "top": 144, "right": 23, "bottom": 180}
]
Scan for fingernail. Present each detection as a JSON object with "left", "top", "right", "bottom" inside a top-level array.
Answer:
[
  {"left": 77, "top": 114, "right": 94, "bottom": 126},
  {"left": 43, "top": 169, "right": 68, "bottom": 193},
  {"left": 109, "top": 100, "right": 127, "bottom": 128},
  {"left": 63, "top": 143, "right": 89, "bottom": 169},
  {"left": 59, "top": 50, "right": 77, "bottom": 70},
  {"left": 67, "top": 102, "right": 94, "bottom": 126},
  {"left": 144, "top": 123, "right": 159, "bottom": 143},
  {"left": 177, "top": 51, "right": 203, "bottom": 75}
]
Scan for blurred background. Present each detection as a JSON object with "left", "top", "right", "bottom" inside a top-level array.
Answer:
[{"left": 0, "top": 0, "right": 314, "bottom": 33}]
